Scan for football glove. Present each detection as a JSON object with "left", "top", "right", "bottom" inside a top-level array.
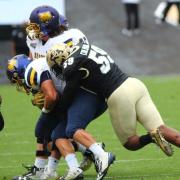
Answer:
[{"left": 31, "top": 92, "right": 45, "bottom": 110}]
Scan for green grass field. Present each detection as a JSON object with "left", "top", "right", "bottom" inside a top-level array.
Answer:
[{"left": 1, "top": 76, "right": 180, "bottom": 180}]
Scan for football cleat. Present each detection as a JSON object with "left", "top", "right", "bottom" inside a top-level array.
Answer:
[
  {"left": 79, "top": 142, "right": 105, "bottom": 171},
  {"left": 95, "top": 152, "right": 115, "bottom": 180},
  {"left": 79, "top": 149, "right": 93, "bottom": 171},
  {"left": 40, "top": 165, "right": 58, "bottom": 179},
  {"left": 12, "top": 165, "right": 44, "bottom": 180},
  {"left": 150, "top": 128, "right": 173, "bottom": 156},
  {"left": 59, "top": 167, "right": 84, "bottom": 180}
]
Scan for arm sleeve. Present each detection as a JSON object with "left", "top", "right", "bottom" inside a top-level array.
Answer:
[{"left": 40, "top": 70, "right": 52, "bottom": 86}]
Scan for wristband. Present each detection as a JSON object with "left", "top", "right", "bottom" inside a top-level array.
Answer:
[{"left": 42, "top": 107, "right": 51, "bottom": 113}]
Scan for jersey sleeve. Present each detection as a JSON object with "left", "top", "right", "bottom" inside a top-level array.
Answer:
[
  {"left": 71, "top": 29, "right": 89, "bottom": 45},
  {"left": 25, "top": 67, "right": 39, "bottom": 89},
  {"left": 63, "top": 56, "right": 81, "bottom": 81},
  {"left": 25, "top": 66, "right": 51, "bottom": 90}
]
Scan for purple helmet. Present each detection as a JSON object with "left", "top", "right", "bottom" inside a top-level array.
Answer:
[
  {"left": 29, "top": 5, "right": 60, "bottom": 37},
  {"left": 59, "top": 14, "right": 69, "bottom": 31}
]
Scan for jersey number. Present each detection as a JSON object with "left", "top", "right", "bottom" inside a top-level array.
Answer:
[{"left": 88, "top": 45, "right": 114, "bottom": 74}]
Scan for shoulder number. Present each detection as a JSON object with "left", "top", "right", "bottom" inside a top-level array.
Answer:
[
  {"left": 88, "top": 45, "right": 114, "bottom": 74},
  {"left": 63, "top": 57, "right": 74, "bottom": 69}
]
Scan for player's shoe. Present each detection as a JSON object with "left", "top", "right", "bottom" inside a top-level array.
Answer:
[
  {"left": 40, "top": 165, "right": 58, "bottom": 179},
  {"left": 12, "top": 165, "right": 44, "bottom": 180},
  {"left": 95, "top": 152, "right": 115, "bottom": 180},
  {"left": 59, "top": 167, "right": 84, "bottom": 180},
  {"left": 79, "top": 142, "right": 105, "bottom": 171},
  {"left": 79, "top": 149, "right": 93, "bottom": 171},
  {"left": 150, "top": 128, "right": 173, "bottom": 156}
]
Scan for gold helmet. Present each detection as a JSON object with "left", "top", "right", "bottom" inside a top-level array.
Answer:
[{"left": 46, "top": 43, "right": 71, "bottom": 71}]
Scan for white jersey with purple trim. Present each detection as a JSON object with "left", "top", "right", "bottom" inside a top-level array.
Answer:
[
  {"left": 24, "top": 57, "right": 65, "bottom": 94},
  {"left": 26, "top": 28, "right": 89, "bottom": 59}
]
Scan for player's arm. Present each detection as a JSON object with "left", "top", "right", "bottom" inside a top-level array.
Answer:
[
  {"left": 40, "top": 71, "right": 59, "bottom": 113},
  {"left": 29, "top": 52, "right": 33, "bottom": 59},
  {"left": 0, "top": 95, "right": 4, "bottom": 131},
  {"left": 58, "top": 70, "right": 81, "bottom": 111}
]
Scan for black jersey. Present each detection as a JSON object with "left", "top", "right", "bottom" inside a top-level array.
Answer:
[{"left": 62, "top": 43, "right": 128, "bottom": 99}]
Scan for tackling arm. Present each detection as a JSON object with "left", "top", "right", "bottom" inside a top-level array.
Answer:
[
  {"left": 58, "top": 72, "right": 81, "bottom": 111},
  {"left": 40, "top": 79, "right": 59, "bottom": 113}
]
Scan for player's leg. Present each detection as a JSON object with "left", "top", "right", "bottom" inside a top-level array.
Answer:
[
  {"left": 66, "top": 88, "right": 115, "bottom": 180},
  {"left": 107, "top": 77, "right": 155, "bottom": 150},
  {"left": 135, "top": 78, "right": 173, "bottom": 156},
  {"left": 52, "top": 117, "right": 84, "bottom": 180},
  {"left": 13, "top": 111, "right": 60, "bottom": 180},
  {"left": 158, "top": 125, "right": 180, "bottom": 147}
]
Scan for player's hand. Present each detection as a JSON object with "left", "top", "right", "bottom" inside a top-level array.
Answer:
[{"left": 31, "top": 92, "right": 45, "bottom": 110}]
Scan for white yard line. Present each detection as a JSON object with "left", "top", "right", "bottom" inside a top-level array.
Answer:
[{"left": 0, "top": 157, "right": 172, "bottom": 169}]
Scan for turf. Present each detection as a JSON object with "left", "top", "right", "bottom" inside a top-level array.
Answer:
[{"left": 1, "top": 76, "right": 180, "bottom": 180}]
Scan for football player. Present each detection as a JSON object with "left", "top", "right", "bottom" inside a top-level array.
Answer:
[
  {"left": 6, "top": 54, "right": 110, "bottom": 180},
  {"left": 11, "top": 5, "right": 93, "bottom": 180},
  {"left": 47, "top": 42, "right": 180, "bottom": 159},
  {"left": 26, "top": 6, "right": 88, "bottom": 60},
  {"left": 0, "top": 95, "right": 4, "bottom": 131}
]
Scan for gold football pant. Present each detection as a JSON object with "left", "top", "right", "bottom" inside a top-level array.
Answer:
[{"left": 107, "top": 77, "right": 164, "bottom": 145}]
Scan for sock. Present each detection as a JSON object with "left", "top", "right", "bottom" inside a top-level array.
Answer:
[
  {"left": 139, "top": 134, "right": 153, "bottom": 146},
  {"left": 76, "top": 142, "right": 87, "bottom": 154},
  {"left": 65, "top": 153, "right": 79, "bottom": 170},
  {"left": 89, "top": 143, "right": 105, "bottom": 157},
  {"left": 34, "top": 157, "right": 47, "bottom": 169},
  {"left": 47, "top": 156, "right": 59, "bottom": 172}
]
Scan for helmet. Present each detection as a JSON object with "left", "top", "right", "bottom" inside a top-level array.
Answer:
[
  {"left": 59, "top": 15, "right": 69, "bottom": 31},
  {"left": 26, "top": 5, "right": 60, "bottom": 38},
  {"left": 46, "top": 43, "right": 71, "bottom": 75},
  {"left": 6, "top": 54, "right": 32, "bottom": 94}
]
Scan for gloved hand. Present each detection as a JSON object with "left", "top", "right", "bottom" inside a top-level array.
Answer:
[{"left": 31, "top": 92, "right": 45, "bottom": 110}]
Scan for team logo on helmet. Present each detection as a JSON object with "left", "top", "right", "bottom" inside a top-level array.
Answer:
[
  {"left": 7, "top": 59, "right": 16, "bottom": 71},
  {"left": 38, "top": 11, "right": 53, "bottom": 23},
  {"left": 50, "top": 49, "right": 63, "bottom": 64}
]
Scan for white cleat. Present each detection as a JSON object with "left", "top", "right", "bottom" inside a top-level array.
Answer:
[
  {"left": 80, "top": 142, "right": 105, "bottom": 171},
  {"left": 59, "top": 167, "right": 84, "bottom": 180},
  {"left": 12, "top": 165, "right": 45, "bottom": 180},
  {"left": 95, "top": 152, "right": 115, "bottom": 180},
  {"left": 40, "top": 165, "right": 58, "bottom": 179}
]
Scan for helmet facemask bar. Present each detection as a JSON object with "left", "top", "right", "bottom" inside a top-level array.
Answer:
[
  {"left": 11, "top": 73, "right": 31, "bottom": 95},
  {"left": 26, "top": 23, "right": 41, "bottom": 40}
]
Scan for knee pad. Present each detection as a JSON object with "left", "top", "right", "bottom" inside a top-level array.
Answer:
[{"left": 36, "top": 150, "right": 51, "bottom": 157}]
